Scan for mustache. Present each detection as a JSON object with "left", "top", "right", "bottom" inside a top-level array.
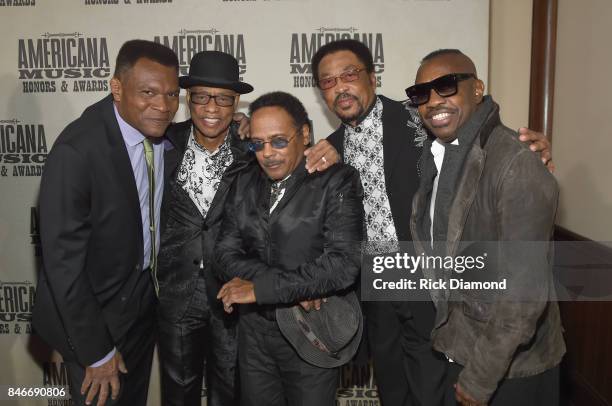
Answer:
[
  {"left": 334, "top": 92, "right": 358, "bottom": 106},
  {"left": 262, "top": 159, "right": 283, "bottom": 167}
]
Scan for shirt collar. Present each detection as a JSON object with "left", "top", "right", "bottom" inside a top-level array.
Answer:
[
  {"left": 266, "top": 157, "right": 307, "bottom": 186},
  {"left": 113, "top": 103, "right": 145, "bottom": 147},
  {"left": 344, "top": 96, "right": 383, "bottom": 134},
  {"left": 431, "top": 138, "right": 459, "bottom": 157},
  {"left": 188, "top": 126, "right": 231, "bottom": 157}
]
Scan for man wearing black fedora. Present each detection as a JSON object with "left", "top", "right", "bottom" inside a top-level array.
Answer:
[
  {"left": 215, "top": 91, "right": 364, "bottom": 406},
  {"left": 156, "top": 50, "right": 253, "bottom": 406}
]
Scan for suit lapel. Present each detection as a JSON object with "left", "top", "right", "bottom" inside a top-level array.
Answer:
[
  {"left": 410, "top": 185, "right": 428, "bottom": 254},
  {"left": 205, "top": 149, "right": 254, "bottom": 225},
  {"left": 381, "top": 98, "right": 404, "bottom": 187},
  {"left": 164, "top": 122, "right": 191, "bottom": 182},
  {"left": 103, "top": 97, "right": 142, "bottom": 229},
  {"left": 270, "top": 165, "right": 308, "bottom": 220},
  {"left": 446, "top": 145, "right": 486, "bottom": 257}
]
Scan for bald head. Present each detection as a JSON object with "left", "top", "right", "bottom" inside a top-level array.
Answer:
[
  {"left": 413, "top": 50, "right": 485, "bottom": 143},
  {"left": 417, "top": 49, "right": 478, "bottom": 82}
]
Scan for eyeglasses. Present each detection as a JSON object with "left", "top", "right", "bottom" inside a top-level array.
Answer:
[
  {"left": 189, "top": 92, "right": 236, "bottom": 107},
  {"left": 405, "top": 73, "right": 476, "bottom": 106},
  {"left": 248, "top": 133, "right": 297, "bottom": 153},
  {"left": 316, "top": 68, "right": 366, "bottom": 90}
]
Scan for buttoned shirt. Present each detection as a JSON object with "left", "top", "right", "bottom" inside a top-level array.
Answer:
[
  {"left": 176, "top": 128, "right": 234, "bottom": 218},
  {"left": 343, "top": 97, "right": 397, "bottom": 246}
]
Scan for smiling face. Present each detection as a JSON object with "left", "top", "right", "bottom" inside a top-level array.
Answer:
[
  {"left": 250, "top": 106, "right": 310, "bottom": 181},
  {"left": 111, "top": 57, "right": 179, "bottom": 138},
  {"left": 187, "top": 85, "right": 239, "bottom": 150},
  {"left": 317, "top": 50, "right": 377, "bottom": 126},
  {"left": 415, "top": 53, "right": 484, "bottom": 143}
]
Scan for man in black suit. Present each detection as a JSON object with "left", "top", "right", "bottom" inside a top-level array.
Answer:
[
  {"left": 215, "top": 91, "right": 364, "bottom": 406},
  {"left": 34, "top": 40, "right": 180, "bottom": 406},
  {"left": 309, "top": 39, "right": 446, "bottom": 406},
  {"left": 157, "top": 51, "right": 253, "bottom": 406},
  {"left": 306, "top": 39, "right": 555, "bottom": 406}
]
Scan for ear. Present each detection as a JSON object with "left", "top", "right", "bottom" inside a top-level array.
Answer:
[
  {"left": 234, "top": 94, "right": 241, "bottom": 108},
  {"left": 474, "top": 79, "right": 485, "bottom": 103},
  {"left": 301, "top": 123, "right": 311, "bottom": 146},
  {"left": 369, "top": 71, "right": 377, "bottom": 89},
  {"left": 110, "top": 77, "right": 122, "bottom": 102}
]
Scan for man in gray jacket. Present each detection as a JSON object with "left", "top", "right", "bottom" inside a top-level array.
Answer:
[{"left": 407, "top": 49, "right": 565, "bottom": 406}]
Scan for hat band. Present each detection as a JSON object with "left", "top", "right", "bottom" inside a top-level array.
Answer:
[{"left": 292, "top": 307, "right": 340, "bottom": 359}]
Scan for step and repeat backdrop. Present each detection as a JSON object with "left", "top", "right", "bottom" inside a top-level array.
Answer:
[{"left": 0, "top": 0, "right": 488, "bottom": 404}]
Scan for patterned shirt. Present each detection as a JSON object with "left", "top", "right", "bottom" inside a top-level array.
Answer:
[
  {"left": 176, "top": 128, "right": 234, "bottom": 218},
  {"left": 344, "top": 97, "right": 397, "bottom": 244}
]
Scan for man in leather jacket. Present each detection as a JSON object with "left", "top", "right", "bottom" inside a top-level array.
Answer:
[
  {"left": 408, "top": 49, "right": 565, "bottom": 406},
  {"left": 215, "top": 91, "right": 364, "bottom": 406},
  {"left": 156, "top": 51, "right": 253, "bottom": 406}
]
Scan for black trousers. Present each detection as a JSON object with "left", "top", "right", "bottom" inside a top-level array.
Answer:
[
  {"left": 444, "top": 363, "right": 560, "bottom": 406},
  {"left": 66, "top": 270, "right": 157, "bottom": 406},
  {"left": 157, "top": 277, "right": 239, "bottom": 406},
  {"left": 365, "top": 301, "right": 448, "bottom": 406},
  {"left": 239, "top": 318, "right": 338, "bottom": 406}
]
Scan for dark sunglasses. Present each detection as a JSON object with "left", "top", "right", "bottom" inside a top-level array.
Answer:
[
  {"left": 248, "top": 133, "right": 297, "bottom": 153},
  {"left": 189, "top": 92, "right": 236, "bottom": 107},
  {"left": 405, "top": 73, "right": 476, "bottom": 106}
]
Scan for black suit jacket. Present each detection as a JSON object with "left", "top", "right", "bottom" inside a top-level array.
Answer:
[
  {"left": 157, "top": 120, "right": 252, "bottom": 322},
  {"left": 34, "top": 95, "right": 152, "bottom": 366},
  {"left": 327, "top": 95, "right": 436, "bottom": 335},
  {"left": 215, "top": 161, "right": 364, "bottom": 323},
  {"left": 327, "top": 95, "right": 423, "bottom": 241}
]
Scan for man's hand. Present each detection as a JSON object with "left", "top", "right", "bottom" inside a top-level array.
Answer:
[
  {"left": 454, "top": 383, "right": 486, "bottom": 406},
  {"left": 217, "top": 277, "right": 256, "bottom": 313},
  {"left": 518, "top": 127, "right": 554, "bottom": 172},
  {"left": 299, "top": 298, "right": 326, "bottom": 312},
  {"left": 304, "top": 139, "right": 340, "bottom": 173},
  {"left": 81, "top": 351, "right": 127, "bottom": 406},
  {"left": 233, "top": 112, "right": 250, "bottom": 139}
]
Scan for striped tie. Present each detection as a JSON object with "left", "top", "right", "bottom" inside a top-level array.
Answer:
[{"left": 142, "top": 138, "right": 159, "bottom": 296}]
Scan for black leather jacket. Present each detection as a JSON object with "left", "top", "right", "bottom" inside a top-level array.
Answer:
[
  {"left": 214, "top": 160, "right": 364, "bottom": 326},
  {"left": 157, "top": 120, "right": 252, "bottom": 322}
]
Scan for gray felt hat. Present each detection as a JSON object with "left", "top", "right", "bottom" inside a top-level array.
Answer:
[{"left": 276, "top": 291, "right": 363, "bottom": 368}]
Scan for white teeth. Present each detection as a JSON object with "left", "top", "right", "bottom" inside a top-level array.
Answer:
[
  {"left": 203, "top": 118, "right": 219, "bottom": 124},
  {"left": 432, "top": 112, "right": 451, "bottom": 121}
]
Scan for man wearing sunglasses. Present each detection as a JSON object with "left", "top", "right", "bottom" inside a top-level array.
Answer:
[
  {"left": 215, "top": 91, "right": 364, "bottom": 406},
  {"left": 156, "top": 50, "right": 253, "bottom": 406},
  {"left": 408, "top": 49, "right": 565, "bottom": 406},
  {"left": 307, "top": 39, "right": 556, "bottom": 406}
]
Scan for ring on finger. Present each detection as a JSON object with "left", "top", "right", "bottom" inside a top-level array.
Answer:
[{"left": 321, "top": 156, "right": 327, "bottom": 164}]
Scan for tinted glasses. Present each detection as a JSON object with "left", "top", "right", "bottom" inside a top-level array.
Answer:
[
  {"left": 405, "top": 73, "right": 476, "bottom": 106},
  {"left": 248, "top": 133, "right": 297, "bottom": 153},
  {"left": 189, "top": 92, "right": 236, "bottom": 107},
  {"left": 316, "top": 68, "right": 366, "bottom": 90}
]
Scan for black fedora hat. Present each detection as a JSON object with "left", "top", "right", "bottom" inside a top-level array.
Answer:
[
  {"left": 276, "top": 291, "right": 363, "bottom": 368},
  {"left": 179, "top": 50, "right": 253, "bottom": 94}
]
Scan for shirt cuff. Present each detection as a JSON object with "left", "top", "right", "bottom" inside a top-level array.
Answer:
[
  {"left": 253, "top": 273, "right": 277, "bottom": 305},
  {"left": 89, "top": 347, "right": 116, "bottom": 368}
]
